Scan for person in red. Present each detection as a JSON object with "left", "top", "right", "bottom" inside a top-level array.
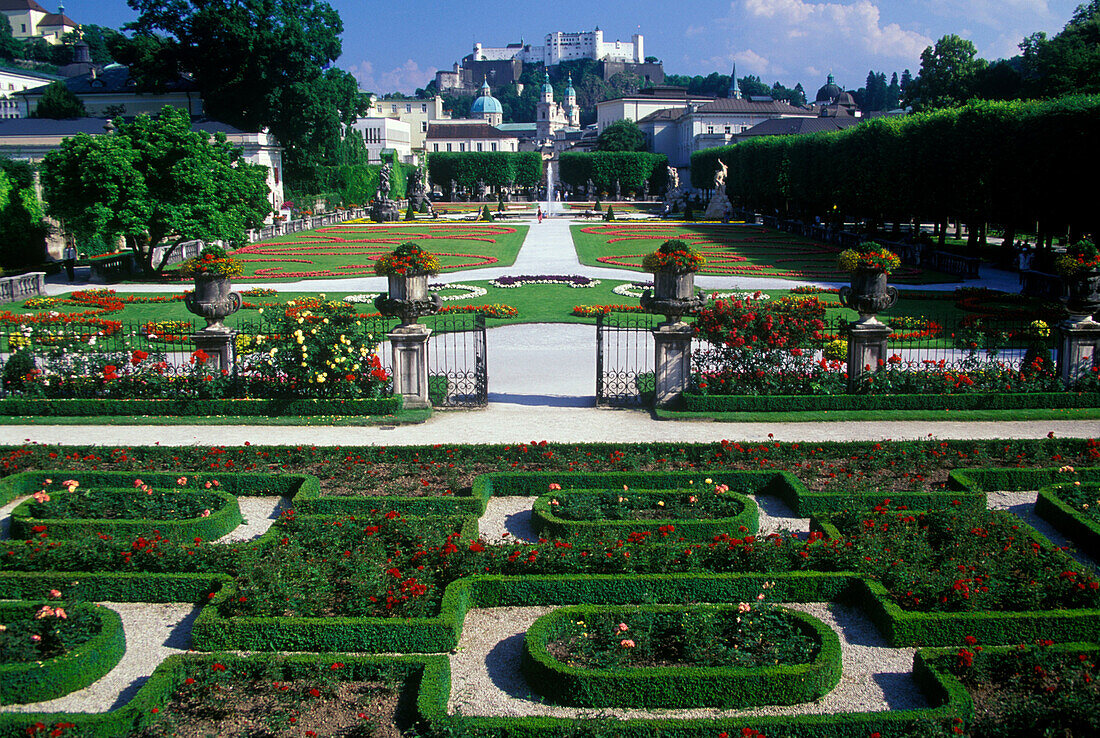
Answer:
[{"left": 537, "top": 206, "right": 543, "bottom": 223}]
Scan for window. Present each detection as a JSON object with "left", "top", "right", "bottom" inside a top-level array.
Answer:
[
  {"left": 476, "top": 142, "right": 482, "bottom": 152},
  {"left": 421, "top": 121, "right": 427, "bottom": 132},
  {"left": 273, "top": 167, "right": 280, "bottom": 184},
  {"left": 460, "top": 143, "right": 465, "bottom": 152},
  {"left": 707, "top": 126, "right": 714, "bottom": 134},
  {"left": 421, "top": 104, "right": 427, "bottom": 112},
  {"left": 491, "top": 142, "right": 497, "bottom": 152},
  {"left": 406, "top": 104, "right": 412, "bottom": 113},
  {"left": 446, "top": 143, "right": 452, "bottom": 151},
  {"left": 434, "top": 143, "right": 439, "bottom": 151},
  {"left": 391, "top": 104, "right": 398, "bottom": 112},
  {"left": 724, "top": 126, "right": 731, "bottom": 134}
]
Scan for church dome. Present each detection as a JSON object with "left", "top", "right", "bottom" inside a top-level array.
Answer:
[
  {"left": 815, "top": 74, "right": 843, "bottom": 103},
  {"left": 542, "top": 71, "right": 554, "bottom": 96},
  {"left": 565, "top": 73, "right": 575, "bottom": 97},
  {"left": 471, "top": 79, "right": 503, "bottom": 115}
]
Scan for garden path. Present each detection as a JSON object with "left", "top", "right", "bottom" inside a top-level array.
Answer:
[
  {"left": 41, "top": 216, "right": 1023, "bottom": 296},
  {"left": 447, "top": 603, "right": 923, "bottom": 720}
]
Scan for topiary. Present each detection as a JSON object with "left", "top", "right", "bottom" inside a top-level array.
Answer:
[
  {"left": 594, "top": 198, "right": 602, "bottom": 212},
  {"left": 405, "top": 203, "right": 416, "bottom": 221},
  {"left": 481, "top": 205, "right": 493, "bottom": 222},
  {"left": 683, "top": 205, "right": 694, "bottom": 221},
  {"left": 604, "top": 206, "right": 615, "bottom": 221},
  {"left": 419, "top": 199, "right": 431, "bottom": 214}
]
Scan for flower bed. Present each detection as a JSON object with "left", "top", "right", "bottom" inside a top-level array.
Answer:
[
  {"left": 1034, "top": 480, "right": 1100, "bottom": 559},
  {"left": 0, "top": 601, "right": 125, "bottom": 705},
  {"left": 10, "top": 478, "right": 241, "bottom": 541},
  {"left": 532, "top": 481, "right": 759, "bottom": 540},
  {"left": 521, "top": 602, "right": 841, "bottom": 708},
  {"left": 489, "top": 275, "right": 599, "bottom": 288}
]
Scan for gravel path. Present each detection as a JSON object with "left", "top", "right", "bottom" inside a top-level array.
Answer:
[
  {"left": 447, "top": 603, "right": 923, "bottom": 719},
  {"left": 214, "top": 496, "right": 291, "bottom": 543},
  {"left": 987, "top": 490, "right": 1099, "bottom": 569},
  {"left": 0, "top": 602, "right": 196, "bottom": 713}
]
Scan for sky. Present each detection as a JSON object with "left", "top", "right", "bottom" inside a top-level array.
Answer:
[{"left": 73, "top": 0, "right": 1085, "bottom": 93}]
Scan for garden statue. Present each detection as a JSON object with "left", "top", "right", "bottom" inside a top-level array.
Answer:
[
  {"left": 586, "top": 178, "right": 595, "bottom": 199},
  {"left": 370, "top": 162, "right": 400, "bottom": 222},
  {"left": 613, "top": 179, "right": 622, "bottom": 201},
  {"left": 663, "top": 165, "right": 684, "bottom": 215},
  {"left": 476, "top": 178, "right": 488, "bottom": 202},
  {"left": 642, "top": 180, "right": 650, "bottom": 201},
  {"left": 450, "top": 179, "right": 458, "bottom": 202},
  {"left": 408, "top": 168, "right": 424, "bottom": 211},
  {"left": 703, "top": 160, "right": 733, "bottom": 220},
  {"left": 378, "top": 162, "right": 392, "bottom": 199}
]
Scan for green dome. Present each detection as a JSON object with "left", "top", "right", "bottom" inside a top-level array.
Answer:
[
  {"left": 472, "top": 79, "right": 503, "bottom": 115},
  {"left": 542, "top": 71, "right": 554, "bottom": 96},
  {"left": 565, "top": 73, "right": 575, "bottom": 96}
]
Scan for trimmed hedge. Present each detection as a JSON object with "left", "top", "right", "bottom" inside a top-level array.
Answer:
[
  {"left": 681, "top": 391, "right": 1100, "bottom": 413},
  {"left": 0, "top": 602, "right": 125, "bottom": 706},
  {"left": 1035, "top": 483, "right": 1100, "bottom": 559},
  {"left": 9, "top": 488, "right": 241, "bottom": 542},
  {"left": 427, "top": 151, "right": 543, "bottom": 190},
  {"left": 0, "top": 396, "right": 404, "bottom": 417},
  {"left": 531, "top": 488, "right": 759, "bottom": 540},
  {"left": 521, "top": 604, "right": 841, "bottom": 708}
]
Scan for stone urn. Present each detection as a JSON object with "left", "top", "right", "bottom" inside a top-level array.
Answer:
[
  {"left": 839, "top": 268, "right": 899, "bottom": 323},
  {"left": 1065, "top": 269, "right": 1100, "bottom": 318},
  {"left": 184, "top": 275, "right": 241, "bottom": 332},
  {"left": 640, "top": 270, "right": 706, "bottom": 325},
  {"left": 375, "top": 272, "right": 442, "bottom": 325}
]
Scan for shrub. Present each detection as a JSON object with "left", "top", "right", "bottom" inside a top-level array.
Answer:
[{"left": 604, "top": 206, "right": 615, "bottom": 221}]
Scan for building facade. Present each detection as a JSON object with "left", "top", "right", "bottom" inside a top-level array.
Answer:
[
  {"left": 535, "top": 72, "right": 579, "bottom": 141},
  {"left": 17, "top": 65, "right": 205, "bottom": 118},
  {"left": 0, "top": 64, "right": 59, "bottom": 118},
  {"left": 468, "top": 27, "right": 644, "bottom": 67},
  {"left": 367, "top": 95, "right": 448, "bottom": 150},
  {"left": 0, "top": 0, "right": 76, "bottom": 44},
  {"left": 350, "top": 117, "right": 413, "bottom": 163},
  {"left": 424, "top": 121, "right": 518, "bottom": 153}
]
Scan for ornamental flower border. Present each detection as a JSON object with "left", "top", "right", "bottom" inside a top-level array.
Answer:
[{"left": 489, "top": 275, "right": 600, "bottom": 289}]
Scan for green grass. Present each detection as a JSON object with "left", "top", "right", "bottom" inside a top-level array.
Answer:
[
  {"left": 7, "top": 283, "right": 1054, "bottom": 335},
  {"left": 654, "top": 407, "right": 1100, "bottom": 422},
  {"left": 220, "top": 222, "right": 529, "bottom": 281},
  {"left": 571, "top": 222, "right": 959, "bottom": 284}
]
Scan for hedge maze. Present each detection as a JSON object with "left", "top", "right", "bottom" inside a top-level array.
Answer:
[{"left": 0, "top": 449, "right": 1098, "bottom": 737}]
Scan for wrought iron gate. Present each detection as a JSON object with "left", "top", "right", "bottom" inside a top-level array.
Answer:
[
  {"left": 425, "top": 314, "right": 488, "bottom": 407},
  {"left": 595, "top": 313, "right": 658, "bottom": 406}
]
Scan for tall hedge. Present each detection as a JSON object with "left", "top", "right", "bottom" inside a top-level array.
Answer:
[
  {"left": 558, "top": 151, "right": 668, "bottom": 194},
  {"left": 427, "top": 152, "right": 543, "bottom": 190},
  {"left": 309, "top": 152, "right": 415, "bottom": 207},
  {"left": 689, "top": 95, "right": 1100, "bottom": 237}
]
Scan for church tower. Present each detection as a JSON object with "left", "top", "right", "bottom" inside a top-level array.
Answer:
[{"left": 564, "top": 73, "right": 579, "bottom": 127}]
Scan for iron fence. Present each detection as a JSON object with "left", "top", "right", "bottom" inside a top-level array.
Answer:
[
  {"left": 596, "top": 313, "right": 667, "bottom": 406},
  {"left": 0, "top": 312, "right": 488, "bottom": 408}
]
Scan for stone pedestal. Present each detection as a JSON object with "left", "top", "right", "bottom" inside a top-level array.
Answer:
[
  {"left": 389, "top": 324, "right": 432, "bottom": 409},
  {"left": 1057, "top": 315, "right": 1100, "bottom": 386},
  {"left": 845, "top": 319, "right": 893, "bottom": 391},
  {"left": 703, "top": 188, "right": 732, "bottom": 221},
  {"left": 192, "top": 329, "right": 237, "bottom": 374},
  {"left": 652, "top": 322, "right": 694, "bottom": 406}
]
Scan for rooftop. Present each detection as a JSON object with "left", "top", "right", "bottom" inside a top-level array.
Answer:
[
  {"left": 426, "top": 121, "right": 518, "bottom": 139},
  {"left": 693, "top": 97, "right": 816, "bottom": 116},
  {"left": 739, "top": 115, "right": 865, "bottom": 137}
]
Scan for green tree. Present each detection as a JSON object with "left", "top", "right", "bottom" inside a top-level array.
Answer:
[
  {"left": 597, "top": 119, "right": 647, "bottom": 152},
  {"left": 910, "top": 34, "right": 988, "bottom": 109},
  {"left": 0, "top": 15, "right": 21, "bottom": 62},
  {"left": 29, "top": 82, "right": 86, "bottom": 119},
  {"left": 41, "top": 107, "right": 271, "bottom": 275},
  {"left": 737, "top": 75, "right": 772, "bottom": 98},
  {"left": 886, "top": 73, "right": 902, "bottom": 109},
  {"left": 122, "top": 0, "right": 367, "bottom": 192},
  {"left": 1021, "top": 2, "right": 1100, "bottom": 97},
  {"left": 0, "top": 159, "right": 49, "bottom": 268}
]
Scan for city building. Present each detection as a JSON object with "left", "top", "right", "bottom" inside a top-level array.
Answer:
[
  {"left": 17, "top": 65, "right": 205, "bottom": 118},
  {"left": 0, "top": 0, "right": 77, "bottom": 44},
  {"left": 0, "top": 64, "right": 59, "bottom": 118},
  {"left": 349, "top": 117, "right": 413, "bottom": 163},
  {"left": 366, "top": 94, "right": 449, "bottom": 150},
  {"left": 0, "top": 117, "right": 285, "bottom": 212},
  {"left": 595, "top": 86, "right": 714, "bottom": 134},
  {"left": 470, "top": 79, "right": 503, "bottom": 127},
  {"left": 424, "top": 120, "right": 518, "bottom": 154},
  {"left": 536, "top": 72, "right": 579, "bottom": 141}
]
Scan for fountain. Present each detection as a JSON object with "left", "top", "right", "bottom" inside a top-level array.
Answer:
[{"left": 545, "top": 158, "right": 557, "bottom": 217}]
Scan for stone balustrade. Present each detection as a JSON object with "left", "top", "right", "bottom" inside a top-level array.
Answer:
[{"left": 0, "top": 272, "right": 46, "bottom": 304}]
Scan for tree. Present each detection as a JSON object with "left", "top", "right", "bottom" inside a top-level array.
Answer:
[
  {"left": 0, "top": 158, "right": 49, "bottom": 268},
  {"left": 41, "top": 107, "right": 271, "bottom": 275},
  {"left": 0, "top": 16, "right": 21, "bottom": 62},
  {"left": 737, "top": 75, "right": 771, "bottom": 98},
  {"left": 886, "top": 73, "right": 901, "bottom": 110},
  {"left": 910, "top": 35, "right": 988, "bottom": 109},
  {"left": 1021, "top": 2, "right": 1100, "bottom": 97},
  {"left": 29, "top": 82, "right": 86, "bottom": 119},
  {"left": 122, "top": 0, "right": 366, "bottom": 192},
  {"left": 597, "top": 119, "right": 647, "bottom": 152}
]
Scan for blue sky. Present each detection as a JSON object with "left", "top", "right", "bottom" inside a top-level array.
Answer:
[{"left": 74, "top": 1, "right": 1084, "bottom": 93}]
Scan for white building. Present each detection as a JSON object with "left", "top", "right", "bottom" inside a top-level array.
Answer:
[
  {"left": 596, "top": 86, "right": 714, "bottom": 134},
  {"left": 0, "top": 65, "right": 59, "bottom": 118},
  {"left": 350, "top": 117, "right": 412, "bottom": 163},
  {"left": 0, "top": 117, "right": 286, "bottom": 212},
  {"left": 367, "top": 95, "right": 449, "bottom": 150},
  {"left": 0, "top": 0, "right": 77, "bottom": 44},
  {"left": 18, "top": 65, "right": 205, "bottom": 118},
  {"left": 424, "top": 121, "right": 518, "bottom": 154},
  {"left": 471, "top": 27, "right": 643, "bottom": 67},
  {"left": 536, "top": 72, "right": 580, "bottom": 141}
]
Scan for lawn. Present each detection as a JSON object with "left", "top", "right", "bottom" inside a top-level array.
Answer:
[
  {"left": 572, "top": 222, "right": 959, "bottom": 284},
  {"left": 224, "top": 222, "right": 529, "bottom": 281}
]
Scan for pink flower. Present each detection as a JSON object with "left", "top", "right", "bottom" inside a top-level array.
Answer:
[
  {"left": 32, "top": 491, "right": 50, "bottom": 504},
  {"left": 620, "top": 639, "right": 635, "bottom": 648},
  {"left": 200, "top": 509, "right": 211, "bottom": 518},
  {"left": 177, "top": 477, "right": 188, "bottom": 486},
  {"left": 204, "top": 482, "right": 213, "bottom": 489},
  {"left": 31, "top": 634, "right": 41, "bottom": 642},
  {"left": 54, "top": 608, "right": 67, "bottom": 619},
  {"left": 548, "top": 483, "right": 561, "bottom": 490},
  {"left": 617, "top": 622, "right": 629, "bottom": 632},
  {"left": 133, "top": 479, "right": 144, "bottom": 488},
  {"left": 48, "top": 589, "right": 61, "bottom": 599}
]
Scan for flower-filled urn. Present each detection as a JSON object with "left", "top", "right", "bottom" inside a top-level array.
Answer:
[
  {"left": 639, "top": 239, "right": 707, "bottom": 324},
  {"left": 181, "top": 244, "right": 242, "bottom": 332},
  {"left": 373, "top": 242, "right": 443, "bottom": 325}
]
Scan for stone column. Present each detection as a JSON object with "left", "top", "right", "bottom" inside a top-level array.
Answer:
[
  {"left": 1057, "top": 315, "right": 1100, "bottom": 386},
  {"left": 845, "top": 320, "right": 893, "bottom": 391},
  {"left": 652, "top": 322, "right": 694, "bottom": 406},
  {"left": 389, "top": 324, "right": 432, "bottom": 409},
  {"left": 191, "top": 329, "right": 237, "bottom": 374}
]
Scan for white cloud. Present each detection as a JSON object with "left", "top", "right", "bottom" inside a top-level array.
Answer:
[
  {"left": 743, "top": 0, "right": 932, "bottom": 58},
  {"left": 348, "top": 59, "right": 433, "bottom": 95}
]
